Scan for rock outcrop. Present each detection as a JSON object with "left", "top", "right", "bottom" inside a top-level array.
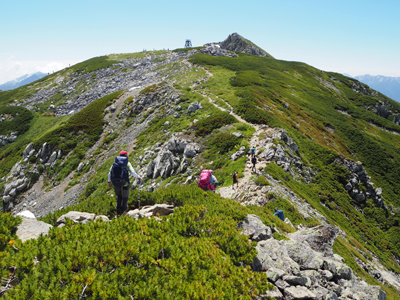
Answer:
[
  {"left": 259, "top": 128, "right": 313, "bottom": 182},
  {"left": 242, "top": 217, "right": 386, "bottom": 300},
  {"left": 335, "top": 156, "right": 385, "bottom": 208},
  {"left": 219, "top": 33, "right": 272, "bottom": 57}
]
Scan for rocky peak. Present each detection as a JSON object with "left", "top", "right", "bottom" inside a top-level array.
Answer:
[{"left": 219, "top": 33, "right": 273, "bottom": 58}]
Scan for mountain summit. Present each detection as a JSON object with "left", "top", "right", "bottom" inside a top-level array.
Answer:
[{"left": 219, "top": 32, "right": 273, "bottom": 57}]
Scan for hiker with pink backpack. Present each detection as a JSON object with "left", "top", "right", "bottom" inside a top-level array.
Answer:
[{"left": 198, "top": 169, "right": 218, "bottom": 193}]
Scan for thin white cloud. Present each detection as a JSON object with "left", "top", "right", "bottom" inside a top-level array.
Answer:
[{"left": 0, "top": 57, "right": 79, "bottom": 85}]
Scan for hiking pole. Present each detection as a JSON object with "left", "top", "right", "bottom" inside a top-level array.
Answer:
[{"left": 138, "top": 178, "right": 141, "bottom": 210}]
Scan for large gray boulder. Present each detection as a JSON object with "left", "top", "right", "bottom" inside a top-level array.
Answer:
[
  {"left": 263, "top": 147, "right": 275, "bottom": 161},
  {"left": 183, "top": 144, "right": 199, "bottom": 158},
  {"left": 187, "top": 101, "right": 202, "bottom": 115},
  {"left": 16, "top": 218, "right": 53, "bottom": 242},
  {"left": 322, "top": 258, "right": 353, "bottom": 280},
  {"left": 339, "top": 279, "right": 386, "bottom": 300},
  {"left": 238, "top": 214, "right": 272, "bottom": 241},
  {"left": 23, "top": 143, "right": 34, "bottom": 158},
  {"left": 168, "top": 137, "right": 187, "bottom": 153},
  {"left": 252, "top": 239, "right": 300, "bottom": 275},
  {"left": 284, "top": 286, "right": 316, "bottom": 300},
  {"left": 282, "top": 275, "right": 311, "bottom": 287},
  {"left": 56, "top": 211, "right": 96, "bottom": 224},
  {"left": 285, "top": 240, "right": 324, "bottom": 270},
  {"left": 127, "top": 204, "right": 175, "bottom": 219},
  {"left": 256, "top": 286, "right": 283, "bottom": 300},
  {"left": 288, "top": 225, "right": 339, "bottom": 256},
  {"left": 47, "top": 151, "right": 57, "bottom": 165},
  {"left": 152, "top": 150, "right": 179, "bottom": 179},
  {"left": 266, "top": 267, "right": 286, "bottom": 282}
]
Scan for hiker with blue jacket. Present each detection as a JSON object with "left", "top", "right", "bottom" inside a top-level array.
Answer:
[
  {"left": 108, "top": 150, "right": 141, "bottom": 216},
  {"left": 273, "top": 207, "right": 284, "bottom": 221}
]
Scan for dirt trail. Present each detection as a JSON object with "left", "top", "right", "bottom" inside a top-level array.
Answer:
[{"left": 185, "top": 59, "right": 274, "bottom": 198}]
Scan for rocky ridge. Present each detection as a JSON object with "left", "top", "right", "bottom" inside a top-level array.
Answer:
[
  {"left": 18, "top": 47, "right": 238, "bottom": 118},
  {"left": 14, "top": 209, "right": 387, "bottom": 299}
]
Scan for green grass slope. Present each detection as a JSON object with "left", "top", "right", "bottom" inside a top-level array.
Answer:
[{"left": 188, "top": 53, "right": 400, "bottom": 272}]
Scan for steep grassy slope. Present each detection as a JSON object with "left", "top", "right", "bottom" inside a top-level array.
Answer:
[{"left": 188, "top": 53, "right": 400, "bottom": 270}]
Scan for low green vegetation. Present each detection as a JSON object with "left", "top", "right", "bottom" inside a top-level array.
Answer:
[
  {"left": 172, "top": 46, "right": 204, "bottom": 53},
  {"left": 0, "top": 213, "right": 21, "bottom": 251},
  {"left": 0, "top": 203, "right": 272, "bottom": 298},
  {"left": 254, "top": 176, "right": 269, "bottom": 186},
  {"left": 33, "top": 90, "right": 123, "bottom": 182},
  {"left": 71, "top": 56, "right": 119, "bottom": 74},
  {"left": 0, "top": 106, "right": 34, "bottom": 137},
  {"left": 194, "top": 111, "right": 237, "bottom": 136},
  {"left": 188, "top": 52, "right": 400, "bottom": 273}
]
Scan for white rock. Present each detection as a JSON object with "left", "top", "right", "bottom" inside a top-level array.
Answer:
[
  {"left": 57, "top": 211, "right": 96, "bottom": 223},
  {"left": 16, "top": 210, "right": 36, "bottom": 219},
  {"left": 16, "top": 218, "right": 53, "bottom": 242}
]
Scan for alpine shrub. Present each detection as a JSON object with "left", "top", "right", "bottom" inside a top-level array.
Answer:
[{"left": 195, "top": 111, "right": 237, "bottom": 136}]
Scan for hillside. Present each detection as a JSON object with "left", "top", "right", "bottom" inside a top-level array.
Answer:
[
  {"left": 1, "top": 33, "right": 400, "bottom": 299},
  {"left": 355, "top": 74, "right": 400, "bottom": 103}
]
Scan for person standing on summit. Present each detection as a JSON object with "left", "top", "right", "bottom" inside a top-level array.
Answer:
[{"left": 108, "top": 150, "right": 141, "bottom": 217}]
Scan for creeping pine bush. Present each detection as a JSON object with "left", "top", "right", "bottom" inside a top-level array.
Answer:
[
  {"left": 194, "top": 111, "right": 237, "bottom": 136},
  {"left": 209, "top": 132, "right": 240, "bottom": 153},
  {"left": 1, "top": 203, "right": 272, "bottom": 299},
  {"left": 0, "top": 213, "right": 21, "bottom": 251}
]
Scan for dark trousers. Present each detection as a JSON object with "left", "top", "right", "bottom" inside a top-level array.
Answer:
[{"left": 113, "top": 184, "right": 130, "bottom": 215}]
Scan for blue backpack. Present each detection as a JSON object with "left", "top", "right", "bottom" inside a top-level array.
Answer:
[{"left": 110, "top": 156, "right": 129, "bottom": 186}]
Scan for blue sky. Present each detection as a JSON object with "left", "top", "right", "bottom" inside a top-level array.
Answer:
[{"left": 1, "top": 0, "right": 399, "bottom": 84}]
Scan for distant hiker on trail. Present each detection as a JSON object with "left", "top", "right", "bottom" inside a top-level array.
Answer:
[
  {"left": 198, "top": 169, "right": 216, "bottom": 192},
  {"left": 274, "top": 207, "right": 284, "bottom": 221},
  {"left": 210, "top": 171, "right": 218, "bottom": 190},
  {"left": 250, "top": 147, "right": 256, "bottom": 157},
  {"left": 232, "top": 172, "right": 238, "bottom": 189},
  {"left": 251, "top": 156, "right": 257, "bottom": 172},
  {"left": 108, "top": 150, "right": 141, "bottom": 217}
]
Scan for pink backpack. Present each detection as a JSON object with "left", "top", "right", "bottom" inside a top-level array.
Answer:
[{"left": 198, "top": 170, "right": 214, "bottom": 191}]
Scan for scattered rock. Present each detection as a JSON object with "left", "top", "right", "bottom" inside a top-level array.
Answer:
[
  {"left": 238, "top": 214, "right": 272, "bottom": 241},
  {"left": 16, "top": 218, "right": 53, "bottom": 242},
  {"left": 16, "top": 210, "right": 36, "bottom": 219},
  {"left": 56, "top": 211, "right": 96, "bottom": 223}
]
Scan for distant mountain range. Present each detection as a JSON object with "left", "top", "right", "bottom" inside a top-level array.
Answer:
[
  {"left": 354, "top": 74, "right": 400, "bottom": 102},
  {"left": 0, "top": 72, "right": 47, "bottom": 91}
]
